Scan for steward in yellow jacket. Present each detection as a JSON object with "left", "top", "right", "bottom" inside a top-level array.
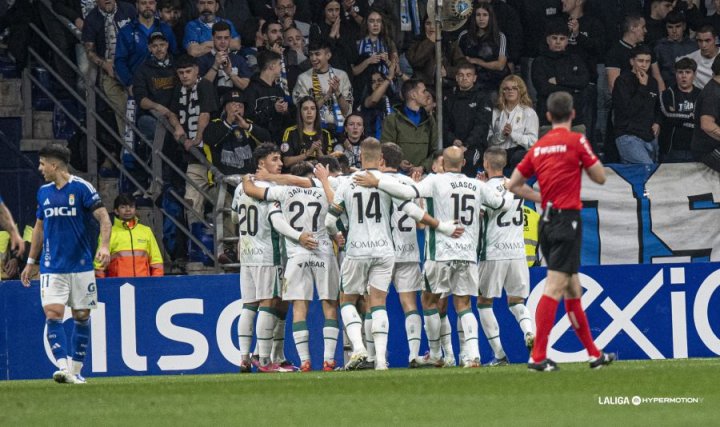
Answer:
[{"left": 95, "top": 194, "right": 164, "bottom": 278}]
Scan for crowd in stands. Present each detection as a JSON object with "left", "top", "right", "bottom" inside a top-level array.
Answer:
[{"left": 2, "top": 0, "right": 720, "bottom": 270}]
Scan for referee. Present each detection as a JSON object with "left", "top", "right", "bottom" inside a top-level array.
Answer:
[{"left": 507, "top": 92, "right": 616, "bottom": 372}]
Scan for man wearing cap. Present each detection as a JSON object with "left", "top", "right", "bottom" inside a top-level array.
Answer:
[
  {"left": 133, "top": 30, "right": 179, "bottom": 192},
  {"left": 115, "top": 0, "right": 178, "bottom": 92}
]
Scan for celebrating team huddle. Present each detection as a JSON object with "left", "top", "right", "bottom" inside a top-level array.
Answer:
[{"left": 232, "top": 138, "right": 539, "bottom": 371}]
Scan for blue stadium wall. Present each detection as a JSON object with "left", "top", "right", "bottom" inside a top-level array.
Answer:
[{"left": 1, "top": 262, "right": 719, "bottom": 380}]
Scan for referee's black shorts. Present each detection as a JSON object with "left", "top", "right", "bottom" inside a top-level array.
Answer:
[{"left": 539, "top": 209, "right": 582, "bottom": 274}]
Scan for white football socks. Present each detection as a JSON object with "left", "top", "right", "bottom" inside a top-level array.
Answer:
[
  {"left": 340, "top": 303, "right": 366, "bottom": 354},
  {"left": 509, "top": 302, "right": 535, "bottom": 336},
  {"left": 371, "top": 307, "right": 389, "bottom": 367},
  {"left": 478, "top": 305, "right": 506, "bottom": 360},
  {"left": 405, "top": 311, "right": 422, "bottom": 361},
  {"left": 423, "top": 309, "right": 442, "bottom": 359}
]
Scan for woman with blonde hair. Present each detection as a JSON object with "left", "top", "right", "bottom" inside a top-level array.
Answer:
[{"left": 488, "top": 74, "right": 539, "bottom": 170}]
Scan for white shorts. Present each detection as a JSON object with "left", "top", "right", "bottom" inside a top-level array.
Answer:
[
  {"left": 340, "top": 256, "right": 394, "bottom": 295},
  {"left": 392, "top": 262, "right": 422, "bottom": 293},
  {"left": 283, "top": 254, "right": 340, "bottom": 301},
  {"left": 478, "top": 259, "right": 530, "bottom": 299},
  {"left": 423, "top": 260, "right": 478, "bottom": 296},
  {"left": 240, "top": 265, "right": 282, "bottom": 302},
  {"left": 40, "top": 271, "right": 98, "bottom": 309}
]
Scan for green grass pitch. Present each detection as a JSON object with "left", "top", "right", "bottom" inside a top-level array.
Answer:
[{"left": 1, "top": 358, "right": 716, "bottom": 426}]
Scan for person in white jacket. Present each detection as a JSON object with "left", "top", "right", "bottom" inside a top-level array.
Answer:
[{"left": 488, "top": 75, "right": 539, "bottom": 171}]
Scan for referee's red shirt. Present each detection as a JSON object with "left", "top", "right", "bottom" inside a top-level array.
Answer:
[{"left": 516, "top": 127, "right": 599, "bottom": 210}]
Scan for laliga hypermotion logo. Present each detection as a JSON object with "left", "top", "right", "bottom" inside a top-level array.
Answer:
[{"left": 527, "top": 268, "right": 720, "bottom": 362}]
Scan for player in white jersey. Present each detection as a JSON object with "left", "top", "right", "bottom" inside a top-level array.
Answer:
[
  {"left": 476, "top": 147, "right": 537, "bottom": 366},
  {"left": 232, "top": 143, "right": 310, "bottom": 373},
  {"left": 20, "top": 144, "right": 112, "bottom": 384},
  {"left": 325, "top": 138, "right": 461, "bottom": 370},
  {"left": 354, "top": 146, "right": 513, "bottom": 367},
  {"left": 243, "top": 161, "right": 342, "bottom": 372}
]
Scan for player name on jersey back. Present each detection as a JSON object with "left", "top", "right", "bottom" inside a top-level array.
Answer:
[
  {"left": 480, "top": 177, "right": 526, "bottom": 261},
  {"left": 334, "top": 170, "right": 395, "bottom": 259},
  {"left": 266, "top": 183, "right": 334, "bottom": 258},
  {"left": 232, "top": 180, "right": 282, "bottom": 266}
]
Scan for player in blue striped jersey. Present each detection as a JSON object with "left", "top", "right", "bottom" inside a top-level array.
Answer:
[{"left": 21, "top": 145, "right": 112, "bottom": 384}]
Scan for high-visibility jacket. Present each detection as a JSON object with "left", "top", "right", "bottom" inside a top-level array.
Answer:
[
  {"left": 95, "top": 217, "right": 164, "bottom": 278},
  {"left": 523, "top": 205, "right": 540, "bottom": 267}
]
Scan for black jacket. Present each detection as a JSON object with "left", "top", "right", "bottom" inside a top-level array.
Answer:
[
  {"left": 204, "top": 117, "right": 271, "bottom": 176},
  {"left": 244, "top": 75, "right": 293, "bottom": 143},
  {"left": 442, "top": 83, "right": 493, "bottom": 152},
  {"left": 132, "top": 57, "right": 177, "bottom": 117},
  {"left": 612, "top": 70, "right": 660, "bottom": 141},
  {"left": 531, "top": 47, "right": 590, "bottom": 126}
]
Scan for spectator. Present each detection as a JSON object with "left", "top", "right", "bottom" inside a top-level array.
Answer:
[
  {"left": 352, "top": 10, "right": 398, "bottom": 91},
  {"left": 204, "top": 90, "right": 271, "bottom": 176},
  {"left": 256, "top": 21, "right": 292, "bottom": 99},
  {"left": 198, "top": 22, "right": 252, "bottom": 97},
  {"left": 679, "top": 25, "right": 720, "bottom": 89},
  {"left": 183, "top": 0, "right": 240, "bottom": 57},
  {"left": 244, "top": 50, "right": 293, "bottom": 143},
  {"left": 532, "top": 19, "right": 590, "bottom": 131},
  {"left": 280, "top": 96, "right": 334, "bottom": 169},
  {"left": 380, "top": 79, "right": 437, "bottom": 172},
  {"left": 654, "top": 10, "right": 697, "bottom": 89},
  {"left": 477, "top": 0, "right": 524, "bottom": 68},
  {"left": 358, "top": 70, "right": 399, "bottom": 140},
  {"left": 644, "top": 0, "right": 674, "bottom": 48},
  {"left": 406, "top": 16, "right": 451, "bottom": 89},
  {"left": 94, "top": 193, "right": 164, "bottom": 278},
  {"left": 293, "top": 40, "right": 353, "bottom": 136},
  {"left": 54, "top": 0, "right": 95, "bottom": 93},
  {"left": 284, "top": 26, "right": 311, "bottom": 90},
  {"left": 114, "top": 0, "right": 178, "bottom": 90},
  {"left": 562, "top": 0, "right": 605, "bottom": 146},
  {"left": 488, "top": 74, "right": 539, "bottom": 171},
  {"left": 132, "top": 31, "right": 178, "bottom": 193},
  {"left": 660, "top": 58, "right": 699, "bottom": 162},
  {"left": 38, "top": 1, "right": 81, "bottom": 96},
  {"left": 82, "top": 0, "right": 136, "bottom": 164},
  {"left": 169, "top": 54, "right": 219, "bottom": 222},
  {"left": 0, "top": 225, "right": 31, "bottom": 281},
  {"left": 691, "top": 55, "right": 720, "bottom": 172},
  {"left": 334, "top": 113, "right": 365, "bottom": 169},
  {"left": 274, "top": 0, "right": 311, "bottom": 42},
  {"left": 613, "top": 45, "right": 661, "bottom": 164},
  {"left": 605, "top": 14, "right": 664, "bottom": 93},
  {"left": 158, "top": 0, "right": 184, "bottom": 48},
  {"left": 443, "top": 63, "right": 494, "bottom": 176},
  {"left": 451, "top": 2, "right": 510, "bottom": 94},
  {"left": 309, "top": 0, "right": 357, "bottom": 75}
]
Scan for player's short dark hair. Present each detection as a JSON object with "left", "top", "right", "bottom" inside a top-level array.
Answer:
[
  {"left": 674, "top": 57, "right": 697, "bottom": 72},
  {"left": 39, "top": 144, "right": 71, "bottom": 165},
  {"left": 712, "top": 55, "right": 720, "bottom": 76},
  {"left": 212, "top": 21, "right": 231, "bottom": 35},
  {"left": 336, "top": 153, "right": 349, "bottom": 169},
  {"left": 621, "top": 15, "right": 644, "bottom": 35},
  {"left": 630, "top": 44, "right": 652, "bottom": 59},
  {"left": 431, "top": 149, "right": 443, "bottom": 162},
  {"left": 665, "top": 10, "right": 686, "bottom": 25},
  {"left": 175, "top": 54, "right": 197, "bottom": 69},
  {"left": 696, "top": 25, "right": 717, "bottom": 38},
  {"left": 253, "top": 142, "right": 281, "bottom": 164},
  {"left": 316, "top": 155, "right": 341, "bottom": 173},
  {"left": 257, "top": 50, "right": 282, "bottom": 71},
  {"left": 484, "top": 147, "right": 507, "bottom": 170},
  {"left": 114, "top": 193, "right": 136, "bottom": 210},
  {"left": 546, "top": 91, "right": 574, "bottom": 123},
  {"left": 290, "top": 161, "right": 314, "bottom": 177},
  {"left": 261, "top": 20, "right": 282, "bottom": 34},
  {"left": 401, "top": 79, "right": 423, "bottom": 102},
  {"left": 381, "top": 142, "right": 403, "bottom": 169},
  {"left": 360, "top": 137, "right": 382, "bottom": 162}
]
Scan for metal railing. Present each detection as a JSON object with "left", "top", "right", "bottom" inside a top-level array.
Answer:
[{"left": 23, "top": 0, "right": 239, "bottom": 272}]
